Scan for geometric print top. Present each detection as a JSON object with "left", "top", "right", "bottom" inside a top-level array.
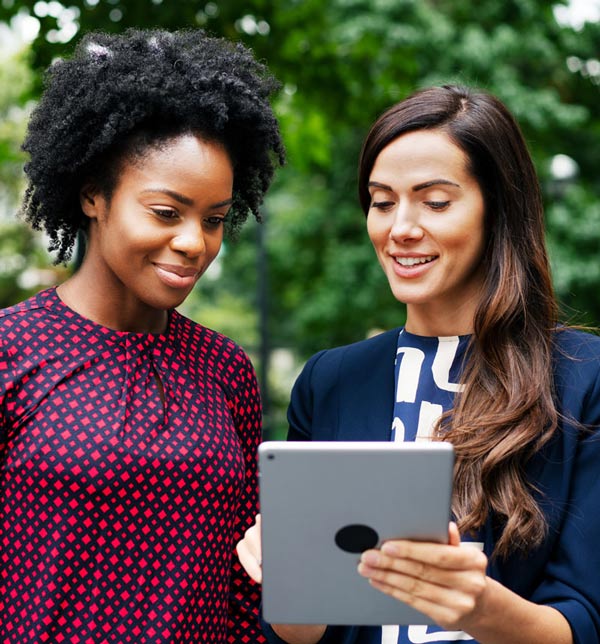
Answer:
[{"left": 0, "top": 288, "right": 265, "bottom": 643}]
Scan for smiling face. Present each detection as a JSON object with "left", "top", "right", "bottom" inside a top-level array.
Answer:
[
  {"left": 366, "top": 129, "right": 486, "bottom": 336},
  {"left": 75, "top": 134, "right": 233, "bottom": 331}
]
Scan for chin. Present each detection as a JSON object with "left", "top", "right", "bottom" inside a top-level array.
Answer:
[
  {"left": 389, "top": 289, "right": 432, "bottom": 306},
  {"left": 141, "top": 291, "right": 190, "bottom": 312},
  {"left": 164, "top": 295, "right": 189, "bottom": 310}
]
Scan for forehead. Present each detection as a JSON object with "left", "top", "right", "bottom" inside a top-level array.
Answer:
[
  {"left": 131, "top": 134, "right": 229, "bottom": 167},
  {"left": 370, "top": 129, "right": 471, "bottom": 184},
  {"left": 121, "top": 134, "right": 234, "bottom": 185}
]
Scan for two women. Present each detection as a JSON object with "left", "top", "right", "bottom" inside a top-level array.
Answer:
[
  {"left": 238, "top": 85, "right": 600, "bottom": 644},
  {"left": 0, "top": 28, "right": 284, "bottom": 643}
]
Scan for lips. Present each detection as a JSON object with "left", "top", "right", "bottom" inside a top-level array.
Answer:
[
  {"left": 389, "top": 253, "right": 438, "bottom": 279},
  {"left": 153, "top": 262, "right": 200, "bottom": 289}
]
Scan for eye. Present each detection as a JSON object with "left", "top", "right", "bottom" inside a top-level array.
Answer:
[
  {"left": 151, "top": 207, "right": 178, "bottom": 220},
  {"left": 371, "top": 200, "right": 395, "bottom": 212},
  {"left": 204, "top": 215, "right": 226, "bottom": 228},
  {"left": 425, "top": 201, "right": 450, "bottom": 211}
]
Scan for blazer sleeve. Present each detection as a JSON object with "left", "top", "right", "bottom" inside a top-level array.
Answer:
[
  {"left": 529, "top": 333, "right": 600, "bottom": 644},
  {"left": 287, "top": 350, "right": 329, "bottom": 441}
]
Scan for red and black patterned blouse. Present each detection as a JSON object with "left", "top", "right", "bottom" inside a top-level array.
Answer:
[{"left": 0, "top": 288, "right": 265, "bottom": 643}]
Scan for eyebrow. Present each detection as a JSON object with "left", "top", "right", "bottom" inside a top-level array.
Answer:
[
  {"left": 368, "top": 181, "right": 393, "bottom": 192},
  {"left": 140, "top": 188, "right": 233, "bottom": 209},
  {"left": 368, "top": 179, "right": 460, "bottom": 192},
  {"left": 412, "top": 179, "right": 460, "bottom": 192}
]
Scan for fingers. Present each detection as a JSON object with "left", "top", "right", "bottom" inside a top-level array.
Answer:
[
  {"left": 359, "top": 538, "right": 487, "bottom": 583},
  {"left": 236, "top": 514, "right": 263, "bottom": 583},
  {"left": 379, "top": 537, "right": 487, "bottom": 571},
  {"left": 357, "top": 528, "right": 488, "bottom": 631},
  {"left": 367, "top": 577, "right": 480, "bottom": 630},
  {"left": 358, "top": 549, "right": 486, "bottom": 597},
  {"left": 237, "top": 538, "right": 263, "bottom": 583}
]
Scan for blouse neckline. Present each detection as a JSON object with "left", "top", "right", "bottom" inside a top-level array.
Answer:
[
  {"left": 399, "top": 327, "right": 472, "bottom": 343},
  {"left": 41, "top": 286, "right": 174, "bottom": 344}
]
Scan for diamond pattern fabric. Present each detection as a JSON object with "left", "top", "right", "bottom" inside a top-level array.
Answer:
[{"left": 0, "top": 288, "right": 265, "bottom": 643}]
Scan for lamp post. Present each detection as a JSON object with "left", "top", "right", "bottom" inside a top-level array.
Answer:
[{"left": 257, "top": 209, "right": 272, "bottom": 439}]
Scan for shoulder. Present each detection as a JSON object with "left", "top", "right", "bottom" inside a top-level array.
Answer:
[
  {"left": 552, "top": 327, "right": 600, "bottom": 375},
  {"left": 552, "top": 327, "right": 600, "bottom": 419},
  {"left": 169, "top": 310, "right": 255, "bottom": 377},
  {"left": 0, "top": 290, "right": 60, "bottom": 390},
  {"left": 306, "top": 327, "right": 400, "bottom": 365},
  {"left": 554, "top": 326, "right": 600, "bottom": 352},
  {"left": 0, "top": 289, "right": 53, "bottom": 321},
  {"left": 0, "top": 289, "right": 58, "bottom": 343},
  {"left": 299, "top": 328, "right": 400, "bottom": 383}
]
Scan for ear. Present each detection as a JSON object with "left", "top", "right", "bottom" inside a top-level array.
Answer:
[{"left": 80, "top": 184, "right": 105, "bottom": 220}]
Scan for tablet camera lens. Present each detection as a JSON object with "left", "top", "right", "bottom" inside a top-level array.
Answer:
[{"left": 334, "top": 524, "right": 379, "bottom": 553}]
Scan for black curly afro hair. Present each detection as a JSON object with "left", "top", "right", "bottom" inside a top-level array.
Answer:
[{"left": 21, "top": 28, "right": 285, "bottom": 264}]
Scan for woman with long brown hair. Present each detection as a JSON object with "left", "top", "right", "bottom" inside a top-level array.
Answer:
[{"left": 238, "top": 85, "right": 600, "bottom": 644}]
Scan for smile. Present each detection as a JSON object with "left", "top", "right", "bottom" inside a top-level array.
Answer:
[
  {"left": 394, "top": 255, "right": 436, "bottom": 267},
  {"left": 153, "top": 263, "right": 200, "bottom": 289}
]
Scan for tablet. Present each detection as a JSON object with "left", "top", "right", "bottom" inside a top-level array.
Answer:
[{"left": 259, "top": 440, "right": 454, "bottom": 626}]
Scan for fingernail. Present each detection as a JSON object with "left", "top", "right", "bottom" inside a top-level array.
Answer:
[
  {"left": 361, "top": 551, "right": 379, "bottom": 566},
  {"left": 381, "top": 542, "right": 398, "bottom": 555}
]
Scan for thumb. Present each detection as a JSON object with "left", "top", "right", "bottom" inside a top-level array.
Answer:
[{"left": 448, "top": 521, "right": 461, "bottom": 546}]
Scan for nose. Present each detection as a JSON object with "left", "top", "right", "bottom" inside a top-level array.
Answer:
[
  {"left": 389, "top": 203, "right": 424, "bottom": 242},
  {"left": 170, "top": 220, "right": 206, "bottom": 257}
]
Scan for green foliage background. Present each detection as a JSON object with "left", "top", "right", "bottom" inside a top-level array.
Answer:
[{"left": 1, "top": 0, "right": 599, "bottom": 436}]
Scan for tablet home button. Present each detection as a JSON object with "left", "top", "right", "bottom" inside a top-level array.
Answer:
[{"left": 335, "top": 524, "right": 379, "bottom": 553}]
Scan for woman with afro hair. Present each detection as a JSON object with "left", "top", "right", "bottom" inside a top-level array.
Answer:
[{"left": 0, "top": 28, "right": 284, "bottom": 643}]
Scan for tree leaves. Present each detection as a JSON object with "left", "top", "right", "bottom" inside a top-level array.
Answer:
[{"left": 1, "top": 0, "right": 599, "bottom": 434}]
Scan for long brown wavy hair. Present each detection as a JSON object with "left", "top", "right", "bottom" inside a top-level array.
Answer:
[{"left": 358, "top": 85, "right": 559, "bottom": 557}]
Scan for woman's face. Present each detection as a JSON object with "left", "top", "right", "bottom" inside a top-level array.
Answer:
[
  {"left": 366, "top": 129, "right": 486, "bottom": 336},
  {"left": 81, "top": 134, "right": 233, "bottom": 325}
]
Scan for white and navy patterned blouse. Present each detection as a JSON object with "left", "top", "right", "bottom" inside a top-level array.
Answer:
[{"left": 386, "top": 329, "right": 479, "bottom": 644}]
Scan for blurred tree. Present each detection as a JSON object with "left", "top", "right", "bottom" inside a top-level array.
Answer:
[
  {"left": 0, "top": 219, "right": 68, "bottom": 307},
  {"left": 225, "top": 0, "right": 600, "bottom": 352},
  {"left": 1, "top": 0, "right": 599, "bottom": 435},
  {"left": 0, "top": 41, "right": 63, "bottom": 306},
  {"left": 0, "top": 45, "right": 32, "bottom": 212}
]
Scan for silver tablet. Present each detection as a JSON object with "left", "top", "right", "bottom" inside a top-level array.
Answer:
[{"left": 259, "top": 440, "right": 454, "bottom": 626}]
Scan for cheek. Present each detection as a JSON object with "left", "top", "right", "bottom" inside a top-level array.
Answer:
[
  {"left": 208, "top": 231, "right": 224, "bottom": 256},
  {"left": 450, "top": 228, "right": 486, "bottom": 275},
  {"left": 366, "top": 218, "right": 387, "bottom": 248},
  {"left": 109, "top": 217, "right": 160, "bottom": 250},
  {"left": 443, "top": 208, "right": 485, "bottom": 253},
  {"left": 465, "top": 218, "right": 486, "bottom": 259}
]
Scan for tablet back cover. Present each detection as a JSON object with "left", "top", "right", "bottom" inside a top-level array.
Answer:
[{"left": 259, "top": 441, "right": 454, "bottom": 626}]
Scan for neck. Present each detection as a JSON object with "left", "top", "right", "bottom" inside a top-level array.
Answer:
[
  {"left": 57, "top": 269, "right": 168, "bottom": 334},
  {"left": 405, "top": 304, "right": 475, "bottom": 337}
]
